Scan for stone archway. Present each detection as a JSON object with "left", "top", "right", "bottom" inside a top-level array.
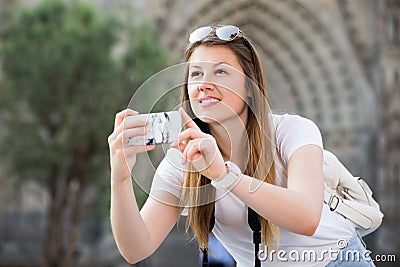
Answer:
[{"left": 157, "top": 0, "right": 377, "bottom": 174}]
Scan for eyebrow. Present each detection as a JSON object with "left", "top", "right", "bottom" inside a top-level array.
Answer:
[{"left": 189, "top": 61, "right": 233, "bottom": 69}]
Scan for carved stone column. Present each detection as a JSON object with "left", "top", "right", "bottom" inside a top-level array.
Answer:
[{"left": 376, "top": 0, "right": 400, "bottom": 261}]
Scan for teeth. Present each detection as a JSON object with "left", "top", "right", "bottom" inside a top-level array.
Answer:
[{"left": 201, "top": 98, "right": 219, "bottom": 104}]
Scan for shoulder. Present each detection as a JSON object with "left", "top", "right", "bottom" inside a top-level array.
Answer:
[
  {"left": 272, "top": 113, "right": 323, "bottom": 164},
  {"left": 272, "top": 113, "right": 321, "bottom": 136},
  {"left": 272, "top": 113, "right": 317, "bottom": 128},
  {"left": 156, "top": 148, "right": 184, "bottom": 176},
  {"left": 152, "top": 148, "right": 185, "bottom": 198}
]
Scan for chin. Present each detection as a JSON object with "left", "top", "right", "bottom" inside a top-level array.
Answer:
[{"left": 196, "top": 115, "right": 219, "bottom": 124}]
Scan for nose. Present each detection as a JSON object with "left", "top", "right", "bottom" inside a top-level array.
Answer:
[{"left": 198, "top": 74, "right": 215, "bottom": 91}]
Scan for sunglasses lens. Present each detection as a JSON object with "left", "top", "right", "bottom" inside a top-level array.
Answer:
[
  {"left": 216, "top": 25, "right": 239, "bottom": 41},
  {"left": 189, "top": 26, "right": 212, "bottom": 43}
]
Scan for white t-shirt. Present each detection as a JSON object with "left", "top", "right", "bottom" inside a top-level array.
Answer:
[{"left": 150, "top": 114, "right": 355, "bottom": 266}]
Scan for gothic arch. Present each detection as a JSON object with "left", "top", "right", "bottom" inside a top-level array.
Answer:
[{"left": 157, "top": 0, "right": 376, "bottom": 166}]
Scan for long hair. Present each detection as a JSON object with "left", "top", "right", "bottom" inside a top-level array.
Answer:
[{"left": 179, "top": 25, "right": 279, "bottom": 250}]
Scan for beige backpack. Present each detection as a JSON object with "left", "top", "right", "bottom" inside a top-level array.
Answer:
[{"left": 323, "top": 150, "right": 384, "bottom": 236}]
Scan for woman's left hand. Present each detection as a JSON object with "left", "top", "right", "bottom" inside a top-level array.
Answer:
[{"left": 171, "top": 108, "right": 226, "bottom": 181}]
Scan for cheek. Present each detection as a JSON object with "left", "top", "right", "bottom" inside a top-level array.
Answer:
[
  {"left": 222, "top": 78, "right": 247, "bottom": 100},
  {"left": 228, "top": 92, "right": 247, "bottom": 108},
  {"left": 187, "top": 84, "right": 198, "bottom": 98},
  {"left": 225, "top": 79, "right": 248, "bottom": 110}
]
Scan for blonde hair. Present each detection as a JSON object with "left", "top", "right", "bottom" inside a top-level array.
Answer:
[{"left": 179, "top": 26, "right": 279, "bottom": 250}]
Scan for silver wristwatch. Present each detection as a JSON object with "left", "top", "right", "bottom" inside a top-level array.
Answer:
[{"left": 211, "top": 161, "right": 242, "bottom": 190}]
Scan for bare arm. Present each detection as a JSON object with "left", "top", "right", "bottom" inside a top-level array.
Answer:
[
  {"left": 230, "top": 144, "right": 324, "bottom": 235},
  {"left": 108, "top": 109, "right": 180, "bottom": 264},
  {"left": 110, "top": 179, "right": 179, "bottom": 264}
]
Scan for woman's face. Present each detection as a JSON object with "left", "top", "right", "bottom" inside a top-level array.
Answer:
[{"left": 187, "top": 45, "right": 249, "bottom": 125}]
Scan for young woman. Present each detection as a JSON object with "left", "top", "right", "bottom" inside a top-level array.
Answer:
[{"left": 108, "top": 25, "right": 374, "bottom": 266}]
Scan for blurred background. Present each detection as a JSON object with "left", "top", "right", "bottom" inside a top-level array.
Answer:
[{"left": 0, "top": 0, "right": 399, "bottom": 266}]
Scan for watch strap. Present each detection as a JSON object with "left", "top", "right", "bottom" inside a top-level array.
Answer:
[{"left": 211, "top": 161, "right": 242, "bottom": 189}]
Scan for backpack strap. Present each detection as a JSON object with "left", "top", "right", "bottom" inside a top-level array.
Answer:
[
  {"left": 203, "top": 207, "right": 261, "bottom": 267},
  {"left": 248, "top": 207, "right": 261, "bottom": 267},
  {"left": 202, "top": 207, "right": 215, "bottom": 266},
  {"left": 324, "top": 187, "right": 373, "bottom": 229},
  {"left": 201, "top": 248, "right": 208, "bottom": 267}
]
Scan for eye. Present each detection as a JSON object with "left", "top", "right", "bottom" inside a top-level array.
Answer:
[
  {"left": 189, "top": 71, "right": 202, "bottom": 78},
  {"left": 215, "top": 68, "right": 228, "bottom": 75}
]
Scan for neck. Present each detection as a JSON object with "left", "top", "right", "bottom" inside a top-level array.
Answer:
[{"left": 209, "top": 115, "right": 248, "bottom": 168}]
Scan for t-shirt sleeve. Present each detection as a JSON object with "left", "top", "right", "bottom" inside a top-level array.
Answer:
[
  {"left": 149, "top": 148, "right": 188, "bottom": 215},
  {"left": 275, "top": 114, "right": 323, "bottom": 164}
]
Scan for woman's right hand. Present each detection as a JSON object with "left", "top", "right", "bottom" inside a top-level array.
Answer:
[{"left": 108, "top": 109, "right": 155, "bottom": 182}]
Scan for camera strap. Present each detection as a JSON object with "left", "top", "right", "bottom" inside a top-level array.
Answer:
[
  {"left": 248, "top": 207, "right": 261, "bottom": 267},
  {"left": 202, "top": 207, "right": 261, "bottom": 267}
]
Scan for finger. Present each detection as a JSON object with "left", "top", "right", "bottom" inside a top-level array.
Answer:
[
  {"left": 170, "top": 140, "right": 182, "bottom": 149},
  {"left": 114, "top": 109, "right": 138, "bottom": 128},
  {"left": 110, "top": 127, "right": 147, "bottom": 150},
  {"left": 110, "top": 136, "right": 155, "bottom": 156},
  {"left": 170, "top": 138, "right": 187, "bottom": 153},
  {"left": 111, "top": 121, "right": 147, "bottom": 144},
  {"left": 182, "top": 140, "right": 201, "bottom": 165},
  {"left": 178, "top": 128, "right": 207, "bottom": 142},
  {"left": 179, "top": 107, "right": 201, "bottom": 130},
  {"left": 121, "top": 127, "right": 148, "bottom": 140},
  {"left": 183, "top": 140, "right": 211, "bottom": 173},
  {"left": 185, "top": 140, "right": 203, "bottom": 162},
  {"left": 123, "top": 144, "right": 156, "bottom": 156},
  {"left": 187, "top": 137, "right": 217, "bottom": 162},
  {"left": 176, "top": 128, "right": 206, "bottom": 154},
  {"left": 122, "top": 116, "right": 148, "bottom": 129},
  {"left": 176, "top": 140, "right": 187, "bottom": 154},
  {"left": 183, "top": 138, "right": 209, "bottom": 164}
]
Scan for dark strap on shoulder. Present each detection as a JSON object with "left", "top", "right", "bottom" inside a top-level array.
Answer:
[
  {"left": 202, "top": 208, "right": 215, "bottom": 266},
  {"left": 203, "top": 207, "right": 261, "bottom": 267},
  {"left": 248, "top": 207, "right": 261, "bottom": 267},
  {"left": 201, "top": 248, "right": 208, "bottom": 266}
]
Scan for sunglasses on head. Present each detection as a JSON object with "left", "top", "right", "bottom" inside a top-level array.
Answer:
[{"left": 189, "top": 25, "right": 240, "bottom": 43}]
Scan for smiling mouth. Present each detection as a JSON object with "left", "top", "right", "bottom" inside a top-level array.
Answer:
[{"left": 199, "top": 98, "right": 220, "bottom": 104}]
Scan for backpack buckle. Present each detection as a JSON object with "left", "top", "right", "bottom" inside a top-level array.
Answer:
[{"left": 328, "top": 194, "right": 340, "bottom": 211}]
